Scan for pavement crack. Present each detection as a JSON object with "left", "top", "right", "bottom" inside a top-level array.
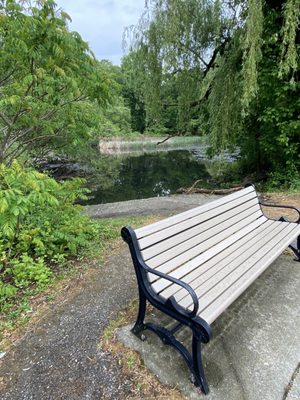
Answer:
[
  {"left": 220, "top": 335, "right": 248, "bottom": 400},
  {"left": 283, "top": 362, "right": 300, "bottom": 400}
]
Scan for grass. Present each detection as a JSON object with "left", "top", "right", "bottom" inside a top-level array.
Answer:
[
  {"left": 0, "top": 214, "right": 160, "bottom": 352},
  {"left": 86, "top": 215, "right": 161, "bottom": 261}
]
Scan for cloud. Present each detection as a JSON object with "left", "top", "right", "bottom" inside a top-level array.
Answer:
[{"left": 56, "top": 0, "right": 146, "bottom": 65}]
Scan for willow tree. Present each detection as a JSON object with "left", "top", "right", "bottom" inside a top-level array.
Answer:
[{"left": 125, "top": 0, "right": 300, "bottom": 178}]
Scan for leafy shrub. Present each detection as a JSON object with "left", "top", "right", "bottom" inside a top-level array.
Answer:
[
  {"left": 8, "top": 255, "right": 52, "bottom": 288},
  {"left": 0, "top": 282, "right": 17, "bottom": 305},
  {"left": 265, "top": 168, "right": 300, "bottom": 192},
  {"left": 0, "top": 161, "right": 97, "bottom": 302}
]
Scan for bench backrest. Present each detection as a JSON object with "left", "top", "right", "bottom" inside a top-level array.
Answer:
[{"left": 134, "top": 186, "right": 265, "bottom": 278}]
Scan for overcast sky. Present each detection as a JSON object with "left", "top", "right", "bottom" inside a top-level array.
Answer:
[{"left": 56, "top": 1, "right": 146, "bottom": 65}]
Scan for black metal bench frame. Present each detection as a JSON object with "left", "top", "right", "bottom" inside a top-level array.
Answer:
[{"left": 121, "top": 191, "right": 300, "bottom": 395}]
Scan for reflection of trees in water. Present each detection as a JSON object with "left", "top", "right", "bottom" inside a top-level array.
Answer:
[
  {"left": 85, "top": 150, "right": 213, "bottom": 204},
  {"left": 89, "top": 156, "right": 122, "bottom": 190}
]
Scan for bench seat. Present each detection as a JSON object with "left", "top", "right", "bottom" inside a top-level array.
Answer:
[
  {"left": 135, "top": 186, "right": 300, "bottom": 324},
  {"left": 122, "top": 185, "right": 300, "bottom": 395}
]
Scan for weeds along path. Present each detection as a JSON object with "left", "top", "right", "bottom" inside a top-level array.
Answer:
[{"left": 0, "top": 246, "right": 136, "bottom": 400}]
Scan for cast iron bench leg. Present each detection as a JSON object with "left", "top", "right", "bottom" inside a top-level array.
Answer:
[
  {"left": 289, "top": 235, "right": 300, "bottom": 262},
  {"left": 278, "top": 218, "right": 300, "bottom": 262},
  {"left": 131, "top": 293, "right": 210, "bottom": 395},
  {"left": 131, "top": 289, "right": 147, "bottom": 339},
  {"left": 192, "top": 334, "right": 209, "bottom": 394}
]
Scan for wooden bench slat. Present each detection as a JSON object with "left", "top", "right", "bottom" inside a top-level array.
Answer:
[
  {"left": 135, "top": 186, "right": 255, "bottom": 241},
  {"left": 159, "top": 218, "right": 277, "bottom": 300},
  {"left": 138, "top": 191, "right": 259, "bottom": 249},
  {"left": 199, "top": 223, "right": 300, "bottom": 324},
  {"left": 147, "top": 203, "right": 262, "bottom": 270},
  {"left": 149, "top": 212, "right": 265, "bottom": 291},
  {"left": 177, "top": 221, "right": 292, "bottom": 308},
  {"left": 182, "top": 223, "right": 296, "bottom": 313},
  {"left": 150, "top": 217, "right": 271, "bottom": 292},
  {"left": 142, "top": 197, "right": 262, "bottom": 261}
]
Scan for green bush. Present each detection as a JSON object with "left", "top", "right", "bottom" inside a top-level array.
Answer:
[
  {"left": 0, "top": 282, "right": 17, "bottom": 304},
  {"left": 8, "top": 255, "right": 52, "bottom": 288},
  {"left": 264, "top": 168, "right": 300, "bottom": 192},
  {"left": 0, "top": 161, "right": 97, "bottom": 302}
]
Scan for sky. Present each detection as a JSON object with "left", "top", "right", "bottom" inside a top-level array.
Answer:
[{"left": 55, "top": 1, "right": 146, "bottom": 65}]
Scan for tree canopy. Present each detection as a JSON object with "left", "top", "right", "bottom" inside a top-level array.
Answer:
[
  {"left": 0, "top": 0, "right": 113, "bottom": 164},
  {"left": 124, "top": 0, "right": 300, "bottom": 177}
]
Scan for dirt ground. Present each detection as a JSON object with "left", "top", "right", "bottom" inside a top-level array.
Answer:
[{"left": 261, "top": 193, "right": 300, "bottom": 221}]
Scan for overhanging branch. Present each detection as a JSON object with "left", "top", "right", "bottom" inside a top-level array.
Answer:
[{"left": 0, "top": 112, "right": 12, "bottom": 128}]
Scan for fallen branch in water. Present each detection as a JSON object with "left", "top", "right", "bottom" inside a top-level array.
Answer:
[
  {"left": 156, "top": 133, "right": 182, "bottom": 145},
  {"left": 177, "top": 180, "right": 243, "bottom": 195}
]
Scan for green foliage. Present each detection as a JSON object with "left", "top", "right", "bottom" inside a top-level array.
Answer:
[
  {"left": 208, "top": 38, "right": 243, "bottom": 152},
  {"left": 125, "top": 0, "right": 300, "bottom": 185},
  {"left": 265, "top": 169, "right": 300, "bottom": 192},
  {"left": 121, "top": 52, "right": 146, "bottom": 133},
  {"left": 98, "top": 97, "right": 132, "bottom": 137},
  {"left": 279, "top": 0, "right": 300, "bottom": 77},
  {"left": 8, "top": 255, "right": 52, "bottom": 288},
  {"left": 240, "top": 7, "right": 300, "bottom": 176},
  {"left": 0, "top": 282, "right": 17, "bottom": 303},
  {"left": 0, "top": 161, "right": 97, "bottom": 303},
  {"left": 0, "top": 0, "right": 112, "bottom": 164},
  {"left": 124, "top": 0, "right": 234, "bottom": 133},
  {"left": 0, "top": 214, "right": 156, "bottom": 342},
  {"left": 241, "top": 0, "right": 263, "bottom": 111}
]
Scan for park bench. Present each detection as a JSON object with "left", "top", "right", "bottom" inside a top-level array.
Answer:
[{"left": 121, "top": 185, "right": 300, "bottom": 394}]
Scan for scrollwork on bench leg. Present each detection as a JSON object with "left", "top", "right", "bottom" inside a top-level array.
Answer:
[
  {"left": 133, "top": 316, "right": 210, "bottom": 395},
  {"left": 131, "top": 289, "right": 147, "bottom": 340}
]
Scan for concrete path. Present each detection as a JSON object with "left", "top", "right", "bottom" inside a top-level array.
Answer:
[
  {"left": 85, "top": 194, "right": 218, "bottom": 219},
  {"left": 0, "top": 247, "right": 138, "bottom": 400},
  {"left": 0, "top": 194, "right": 299, "bottom": 399},
  {"left": 286, "top": 365, "right": 300, "bottom": 400}
]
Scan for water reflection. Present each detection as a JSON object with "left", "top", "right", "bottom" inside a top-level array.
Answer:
[{"left": 84, "top": 149, "right": 217, "bottom": 204}]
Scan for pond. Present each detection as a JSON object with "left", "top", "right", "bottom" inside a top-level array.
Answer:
[{"left": 82, "top": 147, "right": 236, "bottom": 205}]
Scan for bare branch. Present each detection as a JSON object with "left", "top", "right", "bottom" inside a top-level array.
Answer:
[
  {"left": 178, "top": 40, "right": 209, "bottom": 68},
  {"left": 25, "top": 80, "right": 35, "bottom": 96},
  {"left": 163, "top": 100, "right": 200, "bottom": 108},
  {"left": 59, "top": 95, "right": 87, "bottom": 108},
  {"left": 156, "top": 133, "right": 182, "bottom": 145},
  {"left": 22, "top": 132, "right": 64, "bottom": 146},
  {"left": 0, "top": 112, "right": 12, "bottom": 128},
  {"left": 0, "top": 69, "right": 16, "bottom": 87},
  {"left": 203, "top": 37, "right": 230, "bottom": 78},
  {"left": 6, "top": 128, "right": 66, "bottom": 164}
]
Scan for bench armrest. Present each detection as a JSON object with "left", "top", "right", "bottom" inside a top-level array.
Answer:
[
  {"left": 121, "top": 226, "right": 199, "bottom": 318},
  {"left": 142, "top": 263, "right": 199, "bottom": 318},
  {"left": 259, "top": 201, "right": 300, "bottom": 223}
]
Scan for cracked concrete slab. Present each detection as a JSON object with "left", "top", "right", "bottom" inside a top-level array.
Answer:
[{"left": 118, "top": 255, "right": 300, "bottom": 400}]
